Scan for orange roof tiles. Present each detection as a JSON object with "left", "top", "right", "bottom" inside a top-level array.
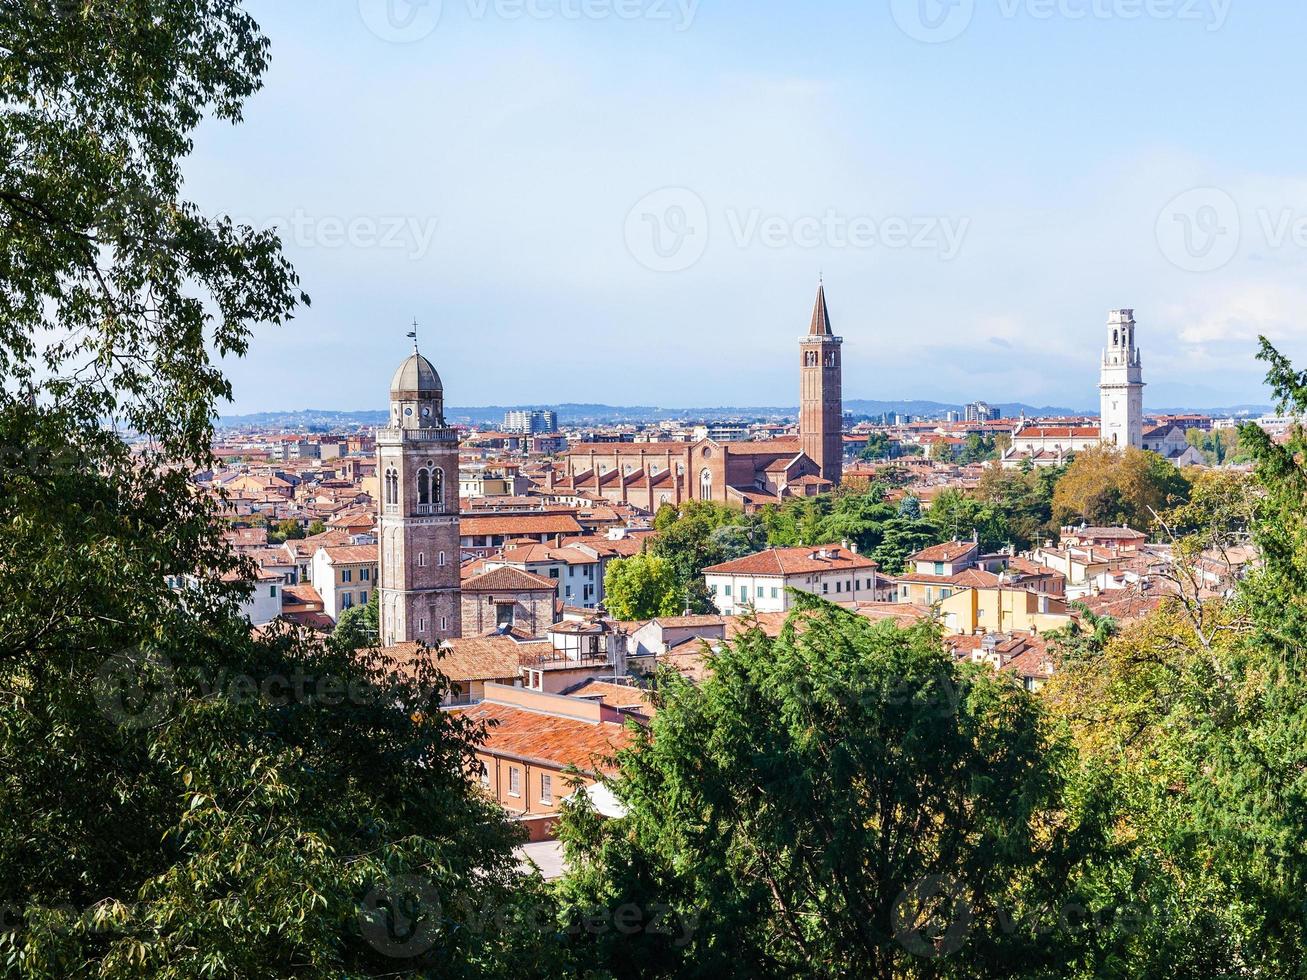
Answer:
[
  {"left": 460, "top": 514, "right": 583, "bottom": 537},
  {"left": 703, "top": 545, "right": 876, "bottom": 577},
  {"left": 462, "top": 566, "right": 558, "bottom": 593},
  {"left": 453, "top": 700, "right": 633, "bottom": 772},
  {"left": 909, "top": 541, "right": 979, "bottom": 563}
]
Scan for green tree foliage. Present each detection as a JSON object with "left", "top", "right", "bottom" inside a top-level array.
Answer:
[
  {"left": 860, "top": 432, "right": 893, "bottom": 460},
  {"left": 603, "top": 553, "right": 683, "bottom": 620},
  {"left": 329, "top": 591, "right": 380, "bottom": 654},
  {"left": 307, "top": 519, "right": 327, "bottom": 536},
  {"left": 1034, "top": 339, "right": 1307, "bottom": 976},
  {"left": 976, "top": 462, "right": 1063, "bottom": 551},
  {"left": 922, "top": 488, "right": 1009, "bottom": 552},
  {"left": 957, "top": 432, "right": 999, "bottom": 464},
  {"left": 1051, "top": 445, "right": 1189, "bottom": 531},
  {"left": 267, "top": 517, "right": 305, "bottom": 543},
  {"left": 556, "top": 597, "right": 1108, "bottom": 978},
  {"left": 1184, "top": 426, "right": 1251, "bottom": 466},
  {"left": 928, "top": 438, "right": 956, "bottom": 462},
  {"left": 0, "top": 4, "right": 549, "bottom": 976},
  {"left": 650, "top": 502, "right": 765, "bottom": 613}
]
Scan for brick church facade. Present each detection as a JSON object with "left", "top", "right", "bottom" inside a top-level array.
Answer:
[{"left": 552, "top": 283, "right": 845, "bottom": 511}]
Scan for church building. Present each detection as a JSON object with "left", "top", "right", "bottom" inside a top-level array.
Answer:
[
  {"left": 376, "top": 344, "right": 463, "bottom": 645},
  {"left": 553, "top": 282, "right": 845, "bottom": 510}
]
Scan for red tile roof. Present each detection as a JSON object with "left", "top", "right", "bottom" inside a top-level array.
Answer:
[
  {"left": 909, "top": 541, "right": 979, "bottom": 563},
  {"left": 703, "top": 545, "right": 876, "bottom": 577},
  {"left": 462, "top": 566, "right": 558, "bottom": 593},
  {"left": 453, "top": 700, "right": 633, "bottom": 773},
  {"left": 460, "top": 514, "right": 583, "bottom": 537}
]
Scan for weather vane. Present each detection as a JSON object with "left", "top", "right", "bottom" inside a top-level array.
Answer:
[{"left": 407, "top": 317, "right": 419, "bottom": 352}]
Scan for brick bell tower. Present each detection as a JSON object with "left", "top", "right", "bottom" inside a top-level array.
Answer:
[
  {"left": 799, "top": 280, "right": 844, "bottom": 488},
  {"left": 376, "top": 335, "right": 462, "bottom": 646}
]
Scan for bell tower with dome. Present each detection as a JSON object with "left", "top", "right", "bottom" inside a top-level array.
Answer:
[{"left": 376, "top": 338, "right": 462, "bottom": 645}]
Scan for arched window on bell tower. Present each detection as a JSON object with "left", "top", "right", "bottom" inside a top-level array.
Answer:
[
  {"left": 433, "top": 467, "right": 445, "bottom": 512},
  {"left": 417, "top": 468, "right": 431, "bottom": 508}
]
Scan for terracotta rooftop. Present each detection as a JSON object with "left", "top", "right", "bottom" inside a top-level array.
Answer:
[
  {"left": 452, "top": 700, "right": 633, "bottom": 773},
  {"left": 909, "top": 541, "right": 980, "bottom": 564},
  {"left": 383, "top": 636, "right": 545, "bottom": 684},
  {"left": 461, "top": 514, "right": 583, "bottom": 537},
  {"left": 462, "top": 566, "right": 558, "bottom": 593},
  {"left": 319, "top": 544, "right": 378, "bottom": 565},
  {"left": 703, "top": 545, "right": 876, "bottom": 577}
]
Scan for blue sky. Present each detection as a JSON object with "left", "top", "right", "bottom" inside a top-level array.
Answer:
[{"left": 189, "top": 0, "right": 1307, "bottom": 413}]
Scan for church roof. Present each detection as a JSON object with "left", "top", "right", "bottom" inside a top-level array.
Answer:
[
  {"left": 390, "top": 351, "right": 443, "bottom": 396},
  {"left": 808, "top": 281, "right": 834, "bottom": 337}
]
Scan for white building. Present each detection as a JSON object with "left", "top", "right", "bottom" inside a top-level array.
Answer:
[
  {"left": 1100, "top": 309, "right": 1145, "bottom": 449},
  {"left": 702, "top": 545, "right": 881, "bottom": 615}
]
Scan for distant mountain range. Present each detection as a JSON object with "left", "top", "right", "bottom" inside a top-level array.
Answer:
[{"left": 216, "top": 399, "right": 1275, "bottom": 432}]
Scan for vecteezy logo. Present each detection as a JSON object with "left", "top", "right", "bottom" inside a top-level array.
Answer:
[
  {"left": 890, "top": 0, "right": 976, "bottom": 43},
  {"left": 1155, "top": 187, "right": 1241, "bottom": 273},
  {"left": 624, "top": 187, "right": 710, "bottom": 273},
  {"left": 358, "top": 0, "right": 443, "bottom": 43},
  {"left": 892, "top": 875, "right": 973, "bottom": 959},
  {"left": 358, "top": 875, "right": 442, "bottom": 959},
  {"left": 93, "top": 647, "right": 177, "bottom": 730}
]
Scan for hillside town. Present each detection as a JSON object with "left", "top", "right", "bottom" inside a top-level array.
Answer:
[{"left": 194, "top": 285, "right": 1259, "bottom": 864}]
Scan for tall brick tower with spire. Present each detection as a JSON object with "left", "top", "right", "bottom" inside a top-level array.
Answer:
[{"left": 799, "top": 280, "right": 844, "bottom": 488}]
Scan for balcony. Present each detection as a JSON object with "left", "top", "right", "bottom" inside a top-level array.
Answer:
[
  {"left": 519, "top": 648, "right": 611, "bottom": 669},
  {"left": 376, "top": 426, "right": 459, "bottom": 444}
]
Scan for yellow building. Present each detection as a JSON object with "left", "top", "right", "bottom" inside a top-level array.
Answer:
[{"left": 936, "top": 586, "right": 1070, "bottom": 637}]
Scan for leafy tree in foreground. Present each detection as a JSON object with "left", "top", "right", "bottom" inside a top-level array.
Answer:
[
  {"left": 557, "top": 597, "right": 1111, "bottom": 978},
  {"left": 0, "top": 3, "right": 550, "bottom": 976}
]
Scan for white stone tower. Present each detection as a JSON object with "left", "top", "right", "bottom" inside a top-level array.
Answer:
[
  {"left": 376, "top": 341, "right": 462, "bottom": 646},
  {"left": 1099, "top": 309, "right": 1145, "bottom": 450}
]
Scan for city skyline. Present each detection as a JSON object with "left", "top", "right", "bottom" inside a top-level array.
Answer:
[{"left": 186, "top": 1, "right": 1307, "bottom": 413}]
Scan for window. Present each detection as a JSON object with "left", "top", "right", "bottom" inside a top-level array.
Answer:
[
  {"left": 480, "top": 763, "right": 490, "bottom": 789},
  {"left": 417, "top": 617, "right": 427, "bottom": 633},
  {"left": 771, "top": 587, "right": 779, "bottom": 599},
  {"left": 540, "top": 774, "right": 553, "bottom": 803},
  {"left": 417, "top": 553, "right": 426, "bottom": 568},
  {"left": 699, "top": 467, "right": 713, "bottom": 500},
  {"left": 496, "top": 603, "right": 514, "bottom": 629},
  {"left": 440, "top": 616, "right": 448, "bottom": 631},
  {"left": 549, "top": 568, "right": 559, "bottom": 579},
  {"left": 822, "top": 582, "right": 829, "bottom": 594},
  {"left": 361, "top": 568, "right": 370, "bottom": 581},
  {"left": 433, "top": 468, "right": 445, "bottom": 511},
  {"left": 835, "top": 581, "right": 842, "bottom": 593},
  {"left": 342, "top": 593, "right": 353, "bottom": 609},
  {"left": 438, "top": 551, "right": 446, "bottom": 567},
  {"left": 417, "top": 468, "right": 431, "bottom": 506},
  {"left": 359, "top": 591, "right": 368, "bottom": 605},
  {"left": 341, "top": 569, "right": 352, "bottom": 583},
  {"left": 724, "top": 585, "right": 732, "bottom": 597},
  {"left": 269, "top": 585, "right": 277, "bottom": 598},
  {"left": 508, "top": 768, "right": 521, "bottom": 797},
  {"left": 934, "top": 562, "right": 944, "bottom": 576}
]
